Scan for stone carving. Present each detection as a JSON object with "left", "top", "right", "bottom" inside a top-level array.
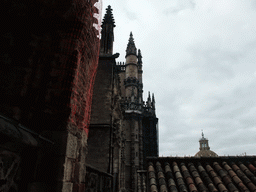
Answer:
[{"left": 0, "top": 150, "right": 20, "bottom": 192}]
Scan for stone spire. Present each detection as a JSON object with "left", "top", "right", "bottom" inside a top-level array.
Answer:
[
  {"left": 147, "top": 91, "right": 151, "bottom": 108},
  {"left": 138, "top": 49, "right": 142, "bottom": 65},
  {"left": 152, "top": 93, "right": 155, "bottom": 110},
  {"left": 102, "top": 5, "right": 115, "bottom": 26},
  {"left": 126, "top": 32, "right": 137, "bottom": 57},
  {"left": 100, "top": 5, "right": 115, "bottom": 55}
]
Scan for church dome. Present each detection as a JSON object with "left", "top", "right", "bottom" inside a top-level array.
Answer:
[
  {"left": 194, "top": 132, "right": 218, "bottom": 157},
  {"left": 195, "top": 149, "right": 218, "bottom": 157}
]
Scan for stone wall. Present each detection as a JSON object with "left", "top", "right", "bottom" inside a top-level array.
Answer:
[
  {"left": 87, "top": 56, "right": 125, "bottom": 191},
  {"left": 1, "top": 0, "right": 101, "bottom": 191}
]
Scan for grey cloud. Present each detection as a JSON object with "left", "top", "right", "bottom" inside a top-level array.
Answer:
[
  {"left": 103, "top": 0, "right": 256, "bottom": 156},
  {"left": 163, "top": 0, "right": 196, "bottom": 15}
]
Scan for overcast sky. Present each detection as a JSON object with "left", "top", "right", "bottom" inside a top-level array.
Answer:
[{"left": 101, "top": 0, "right": 256, "bottom": 157}]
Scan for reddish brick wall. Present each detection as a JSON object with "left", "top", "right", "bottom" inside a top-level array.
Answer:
[
  {"left": 1, "top": 0, "right": 101, "bottom": 134},
  {"left": 1, "top": 0, "right": 102, "bottom": 191}
]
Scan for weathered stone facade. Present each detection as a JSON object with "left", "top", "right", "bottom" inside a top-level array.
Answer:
[
  {"left": 87, "top": 6, "right": 125, "bottom": 191},
  {"left": 1, "top": 0, "right": 101, "bottom": 191},
  {"left": 87, "top": 6, "right": 159, "bottom": 192},
  {"left": 119, "top": 33, "right": 158, "bottom": 192}
]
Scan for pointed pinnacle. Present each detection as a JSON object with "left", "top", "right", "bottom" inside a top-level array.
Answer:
[
  {"left": 138, "top": 49, "right": 142, "bottom": 65},
  {"left": 102, "top": 5, "right": 116, "bottom": 26},
  {"left": 126, "top": 32, "right": 137, "bottom": 57},
  {"left": 148, "top": 91, "right": 151, "bottom": 101},
  {"left": 152, "top": 93, "right": 155, "bottom": 102},
  {"left": 138, "top": 49, "right": 142, "bottom": 57}
]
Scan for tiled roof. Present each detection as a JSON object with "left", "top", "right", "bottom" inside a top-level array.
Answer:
[{"left": 144, "top": 156, "right": 256, "bottom": 192}]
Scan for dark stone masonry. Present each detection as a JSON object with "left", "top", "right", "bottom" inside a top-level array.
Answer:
[{"left": 1, "top": 0, "right": 102, "bottom": 191}]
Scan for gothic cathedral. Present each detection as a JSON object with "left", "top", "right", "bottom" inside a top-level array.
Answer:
[{"left": 87, "top": 5, "right": 159, "bottom": 191}]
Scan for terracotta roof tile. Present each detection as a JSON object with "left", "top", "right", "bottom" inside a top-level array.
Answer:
[
  {"left": 183, "top": 170, "right": 191, "bottom": 179},
  {"left": 169, "top": 185, "right": 179, "bottom": 192},
  {"left": 160, "top": 185, "right": 168, "bottom": 192},
  {"left": 177, "top": 177, "right": 185, "bottom": 186},
  {"left": 146, "top": 157, "right": 256, "bottom": 192},
  {"left": 149, "top": 164, "right": 155, "bottom": 172},
  {"left": 158, "top": 172, "right": 165, "bottom": 179},
  {"left": 167, "top": 178, "right": 176, "bottom": 187},
  {"left": 207, "top": 183, "right": 218, "bottom": 192},
  {"left": 204, "top": 176, "right": 214, "bottom": 187},
  {"left": 247, "top": 163, "right": 256, "bottom": 173},
  {"left": 159, "top": 178, "right": 166, "bottom": 186},
  {"left": 213, "top": 176, "right": 222, "bottom": 186},
  {"left": 179, "top": 184, "right": 189, "bottom": 192},
  {"left": 217, "top": 183, "right": 228, "bottom": 192},
  {"left": 247, "top": 182, "right": 256, "bottom": 192},
  {"left": 186, "top": 177, "right": 194, "bottom": 185},
  {"left": 188, "top": 183, "right": 198, "bottom": 192},
  {"left": 197, "top": 165, "right": 205, "bottom": 173},
  {"left": 149, "top": 171, "right": 156, "bottom": 179},
  {"left": 173, "top": 164, "right": 180, "bottom": 173},
  {"left": 165, "top": 163, "right": 172, "bottom": 173},
  {"left": 150, "top": 178, "right": 157, "bottom": 186},
  {"left": 194, "top": 177, "right": 203, "bottom": 185},
  {"left": 205, "top": 165, "right": 214, "bottom": 173},
  {"left": 238, "top": 162, "right": 256, "bottom": 185},
  {"left": 177, "top": 178, "right": 188, "bottom": 191},
  {"left": 176, "top": 172, "right": 183, "bottom": 179},
  {"left": 166, "top": 171, "right": 174, "bottom": 180},
  {"left": 228, "top": 170, "right": 237, "bottom": 178},
  {"left": 191, "top": 171, "right": 200, "bottom": 178},
  {"left": 197, "top": 183, "right": 208, "bottom": 192},
  {"left": 150, "top": 184, "right": 158, "bottom": 192},
  {"left": 237, "top": 182, "right": 250, "bottom": 192},
  {"left": 232, "top": 175, "right": 242, "bottom": 184},
  {"left": 227, "top": 182, "right": 239, "bottom": 191}
]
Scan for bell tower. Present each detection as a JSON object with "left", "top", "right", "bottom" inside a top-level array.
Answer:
[
  {"left": 124, "top": 32, "right": 139, "bottom": 100},
  {"left": 116, "top": 32, "right": 158, "bottom": 191}
]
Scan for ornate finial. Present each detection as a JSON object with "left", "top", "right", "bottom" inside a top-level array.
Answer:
[
  {"left": 102, "top": 5, "right": 116, "bottom": 27},
  {"left": 138, "top": 49, "right": 142, "bottom": 65},
  {"left": 126, "top": 32, "right": 137, "bottom": 57},
  {"left": 152, "top": 93, "right": 155, "bottom": 111},
  {"left": 147, "top": 91, "right": 151, "bottom": 108},
  {"left": 202, "top": 130, "right": 204, "bottom": 138},
  {"left": 152, "top": 93, "right": 155, "bottom": 103}
]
